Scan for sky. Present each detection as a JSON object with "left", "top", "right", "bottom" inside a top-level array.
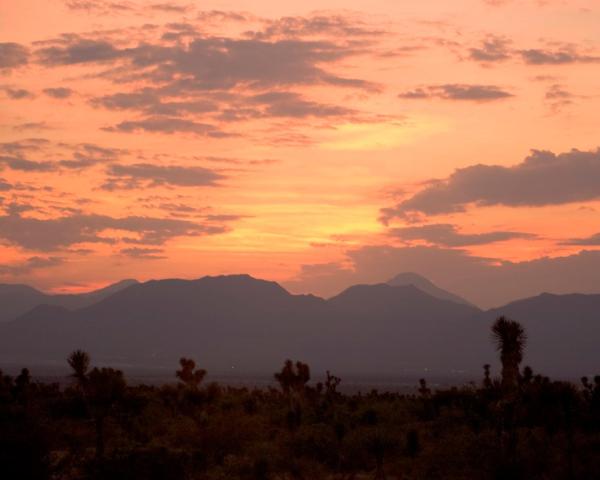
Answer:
[{"left": 1, "top": 0, "right": 600, "bottom": 307}]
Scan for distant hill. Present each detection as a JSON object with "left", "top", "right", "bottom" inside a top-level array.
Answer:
[
  {"left": 0, "top": 275, "right": 598, "bottom": 377},
  {"left": 0, "top": 279, "right": 138, "bottom": 323},
  {"left": 387, "top": 272, "right": 475, "bottom": 307}
]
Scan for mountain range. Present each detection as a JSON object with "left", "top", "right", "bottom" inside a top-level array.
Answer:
[
  {"left": 0, "top": 279, "right": 138, "bottom": 323},
  {"left": 0, "top": 274, "right": 597, "bottom": 378}
]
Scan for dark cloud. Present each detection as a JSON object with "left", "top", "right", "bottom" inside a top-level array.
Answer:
[
  {"left": 469, "top": 36, "right": 511, "bottom": 62},
  {"left": 0, "top": 141, "right": 123, "bottom": 172},
  {"left": 0, "top": 43, "right": 29, "bottom": 70},
  {"left": 12, "top": 122, "right": 53, "bottom": 132},
  {"left": 0, "top": 155, "right": 54, "bottom": 172},
  {"left": 119, "top": 247, "right": 166, "bottom": 259},
  {"left": 0, "top": 212, "right": 229, "bottom": 251},
  {"left": 286, "top": 245, "right": 600, "bottom": 308},
  {"left": 0, "top": 256, "right": 65, "bottom": 276},
  {"left": 389, "top": 223, "right": 535, "bottom": 246},
  {"left": 248, "top": 14, "right": 385, "bottom": 40},
  {"left": 399, "top": 84, "right": 513, "bottom": 102},
  {"left": 0, "top": 179, "right": 12, "bottom": 191},
  {"left": 91, "top": 89, "right": 219, "bottom": 116},
  {"left": 106, "top": 117, "right": 230, "bottom": 137},
  {"left": 43, "top": 87, "right": 74, "bottom": 98},
  {"left": 37, "top": 39, "right": 123, "bottom": 66},
  {"left": 58, "top": 143, "right": 124, "bottom": 169},
  {"left": 248, "top": 91, "right": 356, "bottom": 118},
  {"left": 93, "top": 88, "right": 355, "bottom": 122},
  {"left": 103, "top": 163, "right": 225, "bottom": 189},
  {"left": 64, "top": 0, "right": 136, "bottom": 15},
  {"left": 381, "top": 148, "right": 600, "bottom": 222},
  {"left": 35, "top": 35, "right": 372, "bottom": 90},
  {"left": 545, "top": 84, "right": 575, "bottom": 112},
  {"left": 561, "top": 233, "right": 600, "bottom": 246},
  {"left": 0, "top": 138, "right": 50, "bottom": 155},
  {"left": 2, "top": 87, "right": 35, "bottom": 99},
  {"left": 150, "top": 3, "right": 191, "bottom": 13},
  {"left": 520, "top": 48, "right": 600, "bottom": 65},
  {"left": 65, "top": 1, "right": 189, "bottom": 15}
]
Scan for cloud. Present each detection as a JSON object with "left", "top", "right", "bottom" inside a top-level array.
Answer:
[
  {"left": 64, "top": 1, "right": 135, "bottom": 12},
  {"left": 469, "top": 36, "right": 511, "bottom": 62},
  {"left": 2, "top": 87, "right": 35, "bottom": 99},
  {"left": 389, "top": 223, "right": 535, "bottom": 246},
  {"left": 0, "top": 155, "right": 54, "bottom": 172},
  {"left": 286, "top": 245, "right": 600, "bottom": 308},
  {"left": 248, "top": 91, "right": 356, "bottom": 118},
  {"left": 398, "top": 84, "right": 513, "bottom": 102},
  {"left": 35, "top": 35, "right": 372, "bottom": 90},
  {"left": 0, "top": 212, "right": 230, "bottom": 251},
  {"left": 0, "top": 43, "right": 29, "bottom": 70},
  {"left": 33, "top": 16, "right": 379, "bottom": 141},
  {"left": 37, "top": 39, "right": 123, "bottom": 66},
  {"left": 119, "top": 247, "right": 166, "bottom": 259},
  {"left": 93, "top": 88, "right": 356, "bottom": 122},
  {"left": 545, "top": 84, "right": 576, "bottom": 112},
  {"left": 561, "top": 232, "right": 600, "bottom": 246},
  {"left": 92, "top": 89, "right": 219, "bottom": 115},
  {"left": 12, "top": 122, "right": 53, "bottom": 132},
  {"left": 43, "top": 87, "right": 74, "bottom": 98},
  {"left": 102, "top": 163, "right": 225, "bottom": 189},
  {"left": 150, "top": 3, "right": 191, "bottom": 13},
  {"left": 64, "top": 1, "right": 189, "bottom": 15},
  {"left": 0, "top": 141, "right": 123, "bottom": 172},
  {"left": 249, "top": 14, "right": 385, "bottom": 40},
  {"left": 0, "top": 256, "right": 65, "bottom": 275},
  {"left": 520, "top": 48, "right": 600, "bottom": 65},
  {"left": 0, "top": 178, "right": 12, "bottom": 191},
  {"left": 381, "top": 148, "right": 600, "bottom": 222},
  {"left": 106, "top": 117, "right": 230, "bottom": 137}
]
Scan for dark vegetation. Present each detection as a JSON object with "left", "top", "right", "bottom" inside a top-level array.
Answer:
[{"left": 1, "top": 316, "right": 599, "bottom": 480}]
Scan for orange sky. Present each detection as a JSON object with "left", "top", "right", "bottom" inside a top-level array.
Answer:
[{"left": 1, "top": 0, "right": 600, "bottom": 303}]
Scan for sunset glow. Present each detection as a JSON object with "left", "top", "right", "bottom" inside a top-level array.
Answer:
[{"left": 2, "top": 0, "right": 600, "bottom": 307}]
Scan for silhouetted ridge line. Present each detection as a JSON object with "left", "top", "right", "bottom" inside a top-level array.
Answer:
[{"left": 0, "top": 274, "right": 598, "bottom": 376}]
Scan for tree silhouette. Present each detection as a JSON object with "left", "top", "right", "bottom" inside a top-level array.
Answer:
[
  {"left": 483, "top": 364, "right": 493, "bottom": 389},
  {"left": 68, "top": 349, "right": 90, "bottom": 388},
  {"left": 86, "top": 367, "right": 126, "bottom": 460},
  {"left": 66, "top": 350, "right": 125, "bottom": 460},
  {"left": 275, "top": 360, "right": 310, "bottom": 429},
  {"left": 274, "top": 359, "right": 310, "bottom": 396},
  {"left": 491, "top": 316, "right": 527, "bottom": 390},
  {"left": 324, "top": 370, "right": 341, "bottom": 398},
  {"left": 176, "top": 357, "right": 206, "bottom": 389}
]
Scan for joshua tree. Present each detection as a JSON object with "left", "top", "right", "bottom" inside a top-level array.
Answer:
[
  {"left": 418, "top": 378, "right": 431, "bottom": 398},
  {"left": 86, "top": 367, "right": 126, "bottom": 460},
  {"left": 176, "top": 357, "right": 206, "bottom": 389},
  {"left": 483, "top": 364, "right": 492, "bottom": 389},
  {"left": 274, "top": 360, "right": 310, "bottom": 429},
  {"left": 68, "top": 349, "right": 90, "bottom": 388},
  {"left": 274, "top": 359, "right": 310, "bottom": 396},
  {"left": 66, "top": 350, "right": 126, "bottom": 460},
  {"left": 324, "top": 370, "right": 341, "bottom": 398},
  {"left": 491, "top": 316, "right": 527, "bottom": 390}
]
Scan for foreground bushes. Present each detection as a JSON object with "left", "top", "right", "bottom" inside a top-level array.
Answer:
[{"left": 0, "top": 358, "right": 599, "bottom": 479}]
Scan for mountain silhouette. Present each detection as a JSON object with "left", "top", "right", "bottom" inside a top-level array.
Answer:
[
  {"left": 0, "top": 275, "right": 597, "bottom": 377},
  {"left": 387, "top": 272, "right": 475, "bottom": 307},
  {"left": 0, "top": 279, "right": 138, "bottom": 323}
]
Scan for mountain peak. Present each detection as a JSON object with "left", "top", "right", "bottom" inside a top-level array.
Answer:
[{"left": 387, "top": 272, "right": 476, "bottom": 307}]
